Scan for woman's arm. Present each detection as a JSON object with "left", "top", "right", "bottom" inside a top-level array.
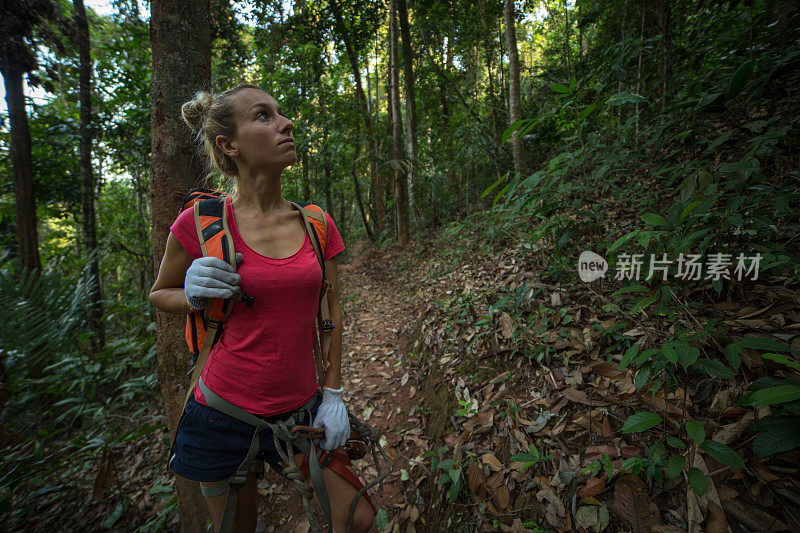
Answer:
[
  {"left": 149, "top": 232, "right": 195, "bottom": 314},
  {"left": 322, "top": 257, "right": 343, "bottom": 390}
]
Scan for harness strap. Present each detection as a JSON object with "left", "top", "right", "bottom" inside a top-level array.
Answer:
[
  {"left": 197, "top": 378, "right": 331, "bottom": 533},
  {"left": 299, "top": 449, "right": 377, "bottom": 514}
]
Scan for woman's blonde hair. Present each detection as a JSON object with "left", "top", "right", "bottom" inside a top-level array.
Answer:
[{"left": 180, "top": 84, "right": 260, "bottom": 178}]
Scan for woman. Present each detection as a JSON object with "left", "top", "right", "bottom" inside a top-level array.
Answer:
[{"left": 150, "top": 84, "right": 374, "bottom": 533}]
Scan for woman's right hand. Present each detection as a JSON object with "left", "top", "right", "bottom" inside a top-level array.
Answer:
[{"left": 184, "top": 256, "right": 241, "bottom": 309}]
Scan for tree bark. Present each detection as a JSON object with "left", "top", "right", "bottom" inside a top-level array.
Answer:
[
  {"left": 2, "top": 67, "right": 40, "bottom": 273},
  {"left": 657, "top": 0, "right": 672, "bottom": 109},
  {"left": 396, "top": 0, "right": 417, "bottom": 224},
  {"left": 478, "top": 0, "right": 502, "bottom": 180},
  {"left": 351, "top": 125, "right": 374, "bottom": 241},
  {"left": 563, "top": 0, "right": 570, "bottom": 74},
  {"left": 578, "top": 0, "right": 584, "bottom": 59},
  {"left": 504, "top": 0, "right": 527, "bottom": 175},
  {"left": 74, "top": 0, "right": 105, "bottom": 353},
  {"left": 149, "top": 0, "right": 211, "bottom": 529},
  {"left": 389, "top": 0, "right": 408, "bottom": 245},
  {"left": 329, "top": 0, "right": 386, "bottom": 235}
]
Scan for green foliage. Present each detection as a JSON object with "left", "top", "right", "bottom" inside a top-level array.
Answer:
[
  {"left": 424, "top": 446, "right": 464, "bottom": 502},
  {"left": 510, "top": 444, "right": 554, "bottom": 471},
  {"left": 741, "top": 377, "right": 800, "bottom": 458},
  {"left": 0, "top": 262, "right": 90, "bottom": 369}
]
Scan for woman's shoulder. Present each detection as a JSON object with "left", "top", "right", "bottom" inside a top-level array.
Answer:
[{"left": 170, "top": 205, "right": 203, "bottom": 258}]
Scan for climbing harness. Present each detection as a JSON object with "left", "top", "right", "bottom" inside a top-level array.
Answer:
[
  {"left": 196, "top": 378, "right": 390, "bottom": 533},
  {"left": 164, "top": 189, "right": 391, "bottom": 532}
]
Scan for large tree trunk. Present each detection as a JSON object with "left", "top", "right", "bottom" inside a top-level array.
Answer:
[
  {"left": 2, "top": 67, "right": 40, "bottom": 273},
  {"left": 396, "top": 0, "right": 417, "bottom": 224},
  {"left": 504, "top": 0, "right": 527, "bottom": 175},
  {"left": 74, "top": 0, "right": 105, "bottom": 354},
  {"left": 150, "top": 1, "right": 211, "bottom": 530},
  {"left": 389, "top": 0, "right": 408, "bottom": 245},
  {"left": 329, "top": 0, "right": 386, "bottom": 235}
]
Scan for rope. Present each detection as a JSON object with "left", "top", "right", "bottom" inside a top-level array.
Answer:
[
  {"left": 270, "top": 418, "right": 324, "bottom": 533},
  {"left": 343, "top": 412, "right": 392, "bottom": 532}
]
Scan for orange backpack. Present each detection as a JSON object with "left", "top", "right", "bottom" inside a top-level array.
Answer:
[{"left": 177, "top": 188, "right": 335, "bottom": 409}]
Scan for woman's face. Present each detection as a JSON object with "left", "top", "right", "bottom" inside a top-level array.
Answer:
[{"left": 227, "top": 88, "right": 296, "bottom": 174}]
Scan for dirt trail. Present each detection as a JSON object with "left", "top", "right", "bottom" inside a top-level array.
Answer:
[{"left": 257, "top": 243, "right": 425, "bottom": 531}]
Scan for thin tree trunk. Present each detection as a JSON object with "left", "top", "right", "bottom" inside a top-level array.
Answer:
[
  {"left": 478, "top": 0, "right": 502, "bottom": 180},
  {"left": 578, "top": 0, "right": 584, "bottom": 59},
  {"left": 657, "top": 0, "right": 672, "bottom": 109},
  {"left": 396, "top": 0, "right": 417, "bottom": 225},
  {"left": 329, "top": 0, "right": 386, "bottom": 234},
  {"left": 300, "top": 83, "right": 311, "bottom": 201},
  {"left": 2, "top": 67, "right": 40, "bottom": 273},
  {"left": 149, "top": 0, "right": 211, "bottom": 529},
  {"left": 636, "top": 2, "right": 645, "bottom": 133},
  {"left": 351, "top": 125, "right": 374, "bottom": 241},
  {"left": 563, "top": 0, "right": 570, "bottom": 75},
  {"left": 444, "top": 36, "right": 459, "bottom": 196},
  {"left": 337, "top": 190, "right": 346, "bottom": 243},
  {"left": 389, "top": 0, "right": 408, "bottom": 245},
  {"left": 323, "top": 131, "right": 333, "bottom": 214},
  {"left": 619, "top": 0, "right": 627, "bottom": 122},
  {"left": 74, "top": 0, "right": 105, "bottom": 353},
  {"left": 504, "top": 0, "right": 527, "bottom": 175}
]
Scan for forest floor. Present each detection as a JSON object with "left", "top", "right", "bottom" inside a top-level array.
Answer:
[{"left": 7, "top": 221, "right": 797, "bottom": 532}]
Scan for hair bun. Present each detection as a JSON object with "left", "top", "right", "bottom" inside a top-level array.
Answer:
[{"left": 181, "top": 91, "right": 213, "bottom": 134}]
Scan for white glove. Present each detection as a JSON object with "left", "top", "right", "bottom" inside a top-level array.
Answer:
[
  {"left": 312, "top": 387, "right": 350, "bottom": 450},
  {"left": 184, "top": 255, "right": 242, "bottom": 309}
]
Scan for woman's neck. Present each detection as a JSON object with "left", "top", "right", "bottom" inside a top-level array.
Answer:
[{"left": 233, "top": 169, "right": 291, "bottom": 216}]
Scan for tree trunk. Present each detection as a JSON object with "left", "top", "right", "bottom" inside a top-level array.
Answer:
[
  {"left": 657, "top": 0, "right": 672, "bottom": 109},
  {"left": 504, "top": 0, "right": 527, "bottom": 175},
  {"left": 478, "top": 0, "right": 502, "bottom": 180},
  {"left": 563, "top": 0, "right": 570, "bottom": 74},
  {"left": 337, "top": 190, "right": 346, "bottom": 243},
  {"left": 636, "top": 2, "right": 645, "bottom": 133},
  {"left": 2, "top": 67, "right": 40, "bottom": 273},
  {"left": 74, "top": 0, "right": 105, "bottom": 353},
  {"left": 396, "top": 0, "right": 417, "bottom": 224},
  {"left": 389, "top": 0, "right": 408, "bottom": 246},
  {"left": 149, "top": 0, "right": 211, "bottom": 529},
  {"left": 351, "top": 129, "right": 374, "bottom": 241},
  {"left": 578, "top": 0, "right": 584, "bottom": 59},
  {"left": 329, "top": 0, "right": 386, "bottom": 234}
]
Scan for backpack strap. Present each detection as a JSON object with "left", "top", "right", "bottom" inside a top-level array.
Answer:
[
  {"left": 290, "top": 202, "right": 334, "bottom": 387},
  {"left": 183, "top": 196, "right": 236, "bottom": 411}
]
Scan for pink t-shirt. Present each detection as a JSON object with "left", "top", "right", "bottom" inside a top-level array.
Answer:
[{"left": 170, "top": 198, "right": 345, "bottom": 416}]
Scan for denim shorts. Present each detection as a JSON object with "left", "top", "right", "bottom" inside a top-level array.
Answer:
[{"left": 169, "top": 392, "right": 322, "bottom": 483}]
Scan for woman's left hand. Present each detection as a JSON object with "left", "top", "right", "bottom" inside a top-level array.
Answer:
[{"left": 312, "top": 387, "right": 350, "bottom": 450}]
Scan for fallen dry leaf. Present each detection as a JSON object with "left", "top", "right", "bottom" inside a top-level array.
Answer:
[
  {"left": 703, "top": 501, "right": 728, "bottom": 533},
  {"left": 93, "top": 445, "right": 116, "bottom": 498},
  {"left": 611, "top": 475, "right": 659, "bottom": 533},
  {"left": 499, "top": 312, "right": 514, "bottom": 339},
  {"left": 578, "top": 476, "right": 606, "bottom": 498},
  {"left": 468, "top": 464, "right": 487, "bottom": 497},
  {"left": 481, "top": 452, "right": 503, "bottom": 472}
]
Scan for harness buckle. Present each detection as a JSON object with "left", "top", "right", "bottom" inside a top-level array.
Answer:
[
  {"left": 232, "top": 289, "right": 255, "bottom": 307},
  {"left": 206, "top": 318, "right": 223, "bottom": 329},
  {"left": 321, "top": 319, "right": 334, "bottom": 332},
  {"left": 229, "top": 472, "right": 248, "bottom": 488}
]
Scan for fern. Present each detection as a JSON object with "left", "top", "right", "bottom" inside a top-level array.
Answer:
[{"left": 0, "top": 264, "right": 91, "bottom": 370}]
